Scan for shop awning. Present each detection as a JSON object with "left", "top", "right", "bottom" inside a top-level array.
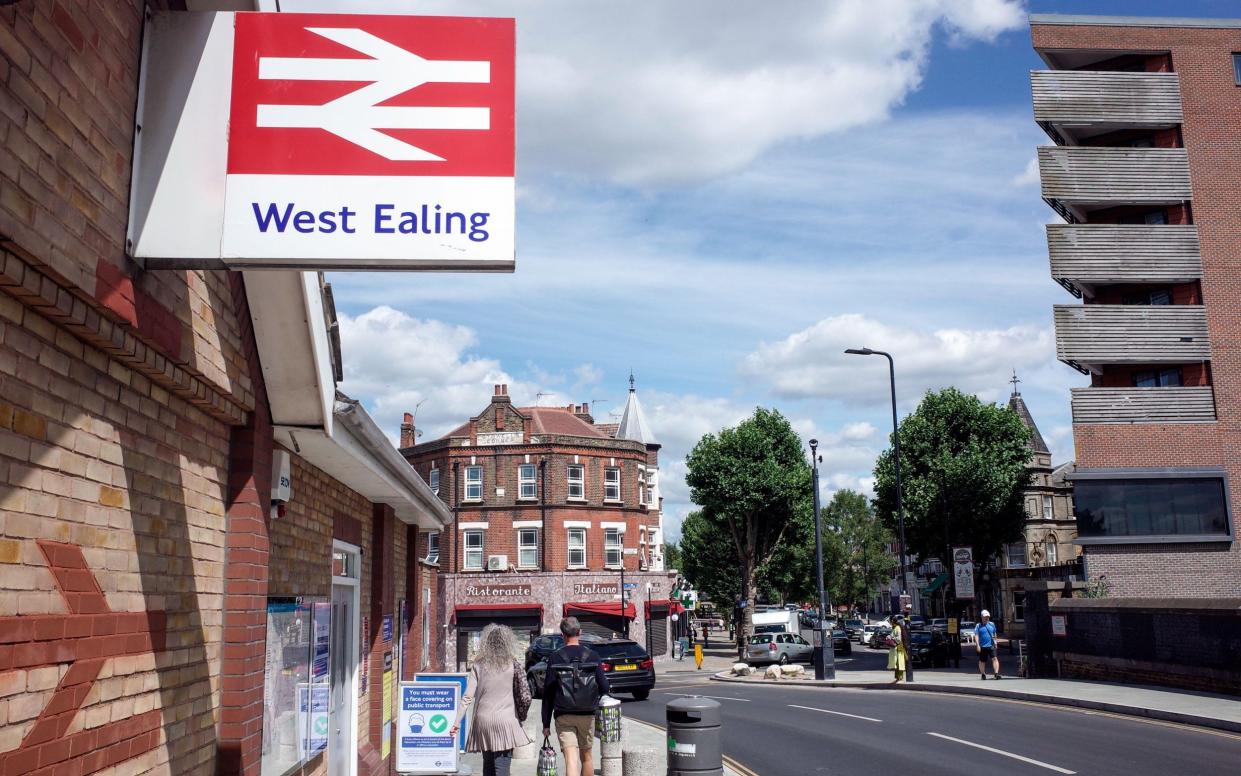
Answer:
[
  {"left": 452, "top": 603, "right": 543, "bottom": 624},
  {"left": 644, "top": 599, "right": 684, "bottom": 617},
  {"left": 564, "top": 601, "right": 637, "bottom": 620},
  {"left": 924, "top": 572, "right": 950, "bottom": 595}
]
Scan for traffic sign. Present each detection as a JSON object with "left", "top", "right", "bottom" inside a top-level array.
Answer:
[{"left": 623, "top": 583, "right": 638, "bottom": 590}]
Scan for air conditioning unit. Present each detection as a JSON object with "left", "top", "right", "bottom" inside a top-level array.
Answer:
[{"left": 487, "top": 555, "right": 509, "bottom": 571}]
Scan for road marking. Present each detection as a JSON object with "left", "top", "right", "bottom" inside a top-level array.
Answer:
[
  {"left": 665, "top": 692, "right": 751, "bottom": 702},
  {"left": 625, "top": 715, "right": 760, "bottom": 776},
  {"left": 926, "top": 732, "right": 1076, "bottom": 774},
  {"left": 787, "top": 704, "right": 881, "bottom": 723}
]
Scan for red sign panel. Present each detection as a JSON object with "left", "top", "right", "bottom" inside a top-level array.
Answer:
[{"left": 228, "top": 13, "right": 514, "bottom": 177}]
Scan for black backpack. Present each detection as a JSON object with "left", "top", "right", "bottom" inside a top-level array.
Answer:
[{"left": 551, "top": 654, "right": 601, "bottom": 715}]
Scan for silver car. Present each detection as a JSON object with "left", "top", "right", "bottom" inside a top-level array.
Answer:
[{"left": 747, "top": 632, "right": 813, "bottom": 665}]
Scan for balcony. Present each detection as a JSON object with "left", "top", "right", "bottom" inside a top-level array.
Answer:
[
  {"left": 1071, "top": 386, "right": 1216, "bottom": 424},
  {"left": 1053, "top": 304, "right": 1210, "bottom": 372},
  {"left": 1038, "top": 146, "right": 1191, "bottom": 222},
  {"left": 1047, "top": 224, "right": 1201, "bottom": 297},
  {"left": 1031, "top": 70, "right": 1182, "bottom": 145}
]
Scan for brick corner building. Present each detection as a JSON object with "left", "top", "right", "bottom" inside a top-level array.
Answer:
[{"left": 1029, "top": 13, "right": 1240, "bottom": 597}]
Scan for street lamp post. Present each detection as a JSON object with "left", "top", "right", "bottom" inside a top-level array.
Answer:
[
  {"left": 845, "top": 347, "right": 912, "bottom": 682},
  {"left": 809, "top": 439, "right": 835, "bottom": 680}
]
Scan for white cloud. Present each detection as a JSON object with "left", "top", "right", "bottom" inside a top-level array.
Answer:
[
  {"left": 740, "top": 313, "right": 1056, "bottom": 407},
  {"left": 1012, "top": 156, "right": 1040, "bottom": 187},
  {"left": 284, "top": 0, "right": 1024, "bottom": 185}
]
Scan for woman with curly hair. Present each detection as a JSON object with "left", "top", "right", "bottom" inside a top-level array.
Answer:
[{"left": 451, "top": 624, "right": 532, "bottom": 776}]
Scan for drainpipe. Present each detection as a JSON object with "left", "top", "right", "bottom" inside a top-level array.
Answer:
[
  {"left": 452, "top": 461, "right": 460, "bottom": 573},
  {"left": 539, "top": 457, "right": 548, "bottom": 572}
]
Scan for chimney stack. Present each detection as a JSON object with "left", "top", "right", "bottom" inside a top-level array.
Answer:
[
  {"left": 573, "top": 401, "right": 594, "bottom": 424},
  {"left": 399, "top": 412, "right": 416, "bottom": 448}
]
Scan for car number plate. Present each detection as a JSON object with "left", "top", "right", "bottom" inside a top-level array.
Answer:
[{"left": 614, "top": 664, "right": 637, "bottom": 671}]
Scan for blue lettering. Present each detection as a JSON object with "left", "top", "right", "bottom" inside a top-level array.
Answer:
[
  {"left": 375, "top": 204, "right": 395, "bottom": 234},
  {"left": 341, "top": 207, "right": 357, "bottom": 234},
  {"left": 468, "top": 213, "right": 490, "bottom": 242},
  {"left": 317, "top": 210, "right": 337, "bottom": 234},
  {"left": 251, "top": 202, "right": 295, "bottom": 233},
  {"left": 293, "top": 211, "right": 315, "bottom": 233}
]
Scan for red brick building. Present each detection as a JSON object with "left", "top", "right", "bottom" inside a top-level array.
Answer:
[
  {"left": 1030, "top": 14, "right": 1241, "bottom": 596},
  {"left": 1, "top": 4, "right": 452, "bottom": 776},
  {"left": 402, "top": 382, "right": 676, "bottom": 668}
]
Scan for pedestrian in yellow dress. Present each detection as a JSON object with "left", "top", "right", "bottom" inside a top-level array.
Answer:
[{"left": 887, "top": 615, "right": 907, "bottom": 682}]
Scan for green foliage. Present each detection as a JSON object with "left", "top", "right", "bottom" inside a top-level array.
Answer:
[
  {"left": 821, "top": 489, "right": 897, "bottom": 609},
  {"left": 1081, "top": 575, "right": 1110, "bottom": 599},
  {"left": 662, "top": 540, "right": 682, "bottom": 573},
  {"left": 679, "top": 510, "right": 741, "bottom": 612},
  {"left": 872, "top": 387, "right": 1033, "bottom": 564}
]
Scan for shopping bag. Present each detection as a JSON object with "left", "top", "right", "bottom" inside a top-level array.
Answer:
[{"left": 537, "top": 736, "right": 558, "bottom": 776}]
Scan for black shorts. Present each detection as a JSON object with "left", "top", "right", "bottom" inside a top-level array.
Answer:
[{"left": 978, "top": 646, "right": 995, "bottom": 661}]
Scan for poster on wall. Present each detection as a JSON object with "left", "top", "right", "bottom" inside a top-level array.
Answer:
[
  {"left": 382, "top": 652, "right": 394, "bottom": 759},
  {"left": 415, "top": 673, "right": 468, "bottom": 752},
  {"left": 952, "top": 547, "right": 975, "bottom": 600},
  {"left": 396, "top": 682, "right": 460, "bottom": 773},
  {"left": 297, "top": 684, "right": 330, "bottom": 757},
  {"left": 312, "top": 601, "right": 331, "bottom": 680}
]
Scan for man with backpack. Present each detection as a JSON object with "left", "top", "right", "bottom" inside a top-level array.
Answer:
[{"left": 541, "top": 617, "right": 610, "bottom": 776}]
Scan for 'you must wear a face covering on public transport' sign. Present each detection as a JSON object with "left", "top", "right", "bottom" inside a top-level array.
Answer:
[{"left": 127, "top": 11, "right": 515, "bottom": 271}]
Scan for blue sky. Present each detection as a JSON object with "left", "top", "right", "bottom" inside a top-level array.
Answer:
[{"left": 291, "top": 0, "right": 1235, "bottom": 539}]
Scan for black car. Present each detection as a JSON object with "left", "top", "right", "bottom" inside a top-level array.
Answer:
[
  {"left": 842, "top": 619, "right": 866, "bottom": 642},
  {"left": 831, "top": 629, "right": 852, "bottom": 655},
  {"left": 908, "top": 629, "right": 949, "bottom": 668},
  {"left": 524, "top": 633, "right": 603, "bottom": 670},
  {"left": 527, "top": 638, "right": 654, "bottom": 701}
]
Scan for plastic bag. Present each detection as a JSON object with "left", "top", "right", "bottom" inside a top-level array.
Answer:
[{"left": 537, "top": 736, "right": 557, "bottom": 776}]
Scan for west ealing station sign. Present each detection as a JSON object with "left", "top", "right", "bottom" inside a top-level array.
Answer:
[{"left": 127, "top": 12, "right": 515, "bottom": 270}]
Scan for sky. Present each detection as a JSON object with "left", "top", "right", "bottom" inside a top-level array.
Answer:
[{"left": 282, "top": 0, "right": 1237, "bottom": 541}]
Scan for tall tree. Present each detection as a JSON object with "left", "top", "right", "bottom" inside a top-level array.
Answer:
[
  {"left": 678, "top": 510, "right": 741, "bottom": 618},
  {"left": 685, "top": 408, "right": 812, "bottom": 656},
  {"left": 662, "top": 540, "right": 682, "bottom": 573},
  {"left": 821, "top": 489, "right": 897, "bottom": 612},
  {"left": 872, "top": 388, "right": 1032, "bottom": 567}
]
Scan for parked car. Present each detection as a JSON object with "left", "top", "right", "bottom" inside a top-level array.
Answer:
[
  {"left": 843, "top": 619, "right": 866, "bottom": 642},
  {"left": 527, "top": 637, "right": 654, "bottom": 700},
  {"left": 831, "top": 629, "right": 852, "bottom": 656},
  {"left": 747, "top": 632, "right": 814, "bottom": 665},
  {"left": 959, "top": 621, "right": 977, "bottom": 643},
  {"left": 908, "top": 629, "right": 949, "bottom": 668},
  {"left": 524, "top": 632, "right": 604, "bottom": 670},
  {"left": 908, "top": 615, "right": 926, "bottom": 630},
  {"left": 868, "top": 626, "right": 894, "bottom": 650},
  {"left": 860, "top": 624, "right": 885, "bottom": 646}
]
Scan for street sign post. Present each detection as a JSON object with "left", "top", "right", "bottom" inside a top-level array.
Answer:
[{"left": 953, "top": 547, "right": 975, "bottom": 600}]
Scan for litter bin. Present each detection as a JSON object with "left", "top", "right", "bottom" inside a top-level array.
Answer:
[{"left": 666, "top": 697, "right": 722, "bottom": 776}]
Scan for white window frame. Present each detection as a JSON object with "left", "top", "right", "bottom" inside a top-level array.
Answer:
[
  {"left": 330, "top": 540, "right": 361, "bottom": 776},
  {"left": 567, "top": 528, "right": 587, "bottom": 569},
  {"left": 518, "top": 464, "right": 538, "bottom": 500},
  {"left": 463, "top": 529, "right": 484, "bottom": 570},
  {"left": 639, "top": 528, "right": 648, "bottom": 570},
  {"left": 567, "top": 465, "right": 585, "bottom": 501},
  {"left": 1045, "top": 538, "right": 1057, "bottom": 565},
  {"left": 1042, "top": 494, "right": 1054, "bottom": 520},
  {"left": 604, "top": 467, "right": 621, "bottom": 502},
  {"left": 429, "top": 467, "right": 440, "bottom": 495},
  {"left": 517, "top": 528, "right": 539, "bottom": 569},
  {"left": 604, "top": 527, "right": 622, "bottom": 568},
  {"left": 425, "top": 531, "right": 440, "bottom": 564},
  {"left": 464, "top": 466, "right": 483, "bottom": 502},
  {"left": 638, "top": 469, "right": 646, "bottom": 506}
]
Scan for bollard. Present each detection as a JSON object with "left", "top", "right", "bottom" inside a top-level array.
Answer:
[
  {"left": 597, "top": 695, "right": 623, "bottom": 775},
  {"left": 621, "top": 746, "right": 661, "bottom": 776},
  {"left": 666, "top": 697, "right": 723, "bottom": 776}
]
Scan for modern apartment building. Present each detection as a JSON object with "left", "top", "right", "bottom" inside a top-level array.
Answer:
[
  {"left": 1030, "top": 14, "right": 1240, "bottom": 595},
  {"left": 401, "top": 381, "right": 674, "bottom": 668}
]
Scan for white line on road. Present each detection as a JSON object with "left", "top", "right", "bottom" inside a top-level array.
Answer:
[
  {"left": 787, "top": 704, "right": 882, "bottom": 723},
  {"left": 926, "top": 732, "right": 1076, "bottom": 774},
  {"left": 665, "top": 692, "right": 751, "bottom": 702}
]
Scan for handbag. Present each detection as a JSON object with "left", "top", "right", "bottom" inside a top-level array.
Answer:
[
  {"left": 512, "top": 661, "right": 532, "bottom": 722},
  {"left": 537, "top": 736, "right": 558, "bottom": 776}
]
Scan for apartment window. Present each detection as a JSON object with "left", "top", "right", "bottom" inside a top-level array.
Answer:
[
  {"left": 1075, "top": 474, "right": 1231, "bottom": 541},
  {"left": 464, "top": 466, "right": 483, "bottom": 501},
  {"left": 567, "top": 465, "right": 585, "bottom": 500},
  {"left": 1006, "top": 542, "right": 1027, "bottom": 568},
  {"left": 1012, "top": 591, "right": 1026, "bottom": 623},
  {"left": 604, "top": 468, "right": 621, "bottom": 502},
  {"left": 463, "top": 530, "right": 484, "bottom": 569},
  {"left": 1045, "top": 538, "right": 1058, "bottom": 565},
  {"left": 1042, "top": 495, "right": 1054, "bottom": 520},
  {"left": 425, "top": 532, "right": 440, "bottom": 564},
  {"left": 517, "top": 528, "right": 538, "bottom": 569},
  {"left": 1133, "top": 367, "right": 1182, "bottom": 388},
  {"left": 639, "top": 528, "right": 648, "bottom": 570},
  {"left": 567, "top": 528, "right": 586, "bottom": 568},
  {"left": 604, "top": 528, "right": 622, "bottom": 567},
  {"left": 1122, "top": 288, "right": 1172, "bottom": 306},
  {"left": 1233, "top": 53, "right": 1241, "bottom": 85},
  {"left": 646, "top": 480, "right": 655, "bottom": 507},
  {"left": 518, "top": 464, "right": 537, "bottom": 500},
  {"left": 638, "top": 470, "right": 646, "bottom": 506},
  {"left": 429, "top": 467, "right": 440, "bottom": 495}
]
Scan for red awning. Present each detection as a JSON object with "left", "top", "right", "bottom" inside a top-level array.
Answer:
[
  {"left": 645, "top": 599, "right": 676, "bottom": 616},
  {"left": 564, "top": 601, "right": 637, "bottom": 619},
  {"left": 451, "top": 603, "right": 543, "bottom": 624}
]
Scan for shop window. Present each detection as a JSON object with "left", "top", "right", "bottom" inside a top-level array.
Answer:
[
  {"left": 605, "top": 528, "right": 622, "bottom": 567},
  {"left": 464, "top": 530, "right": 484, "bottom": 569},
  {"left": 1042, "top": 495, "right": 1054, "bottom": 519},
  {"left": 518, "top": 528, "right": 538, "bottom": 568},
  {"left": 604, "top": 468, "right": 621, "bottom": 502},
  {"left": 465, "top": 466, "right": 483, "bottom": 501},
  {"left": 261, "top": 597, "right": 330, "bottom": 776},
  {"left": 1012, "top": 591, "right": 1026, "bottom": 623},
  {"left": 1007, "top": 542, "right": 1027, "bottom": 568},
  {"left": 518, "top": 464, "right": 537, "bottom": 500},
  {"left": 426, "top": 532, "right": 439, "bottom": 564},
  {"left": 567, "top": 465, "right": 585, "bottom": 500},
  {"left": 429, "top": 467, "right": 440, "bottom": 495},
  {"left": 568, "top": 528, "right": 586, "bottom": 568}
]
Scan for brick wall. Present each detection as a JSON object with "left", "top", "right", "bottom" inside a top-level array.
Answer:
[{"left": 1033, "top": 20, "right": 1241, "bottom": 596}]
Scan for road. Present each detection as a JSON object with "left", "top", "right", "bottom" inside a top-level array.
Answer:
[{"left": 621, "top": 668, "right": 1241, "bottom": 776}]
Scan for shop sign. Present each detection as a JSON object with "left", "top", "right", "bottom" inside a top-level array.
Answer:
[
  {"left": 953, "top": 547, "right": 975, "bottom": 600},
  {"left": 573, "top": 582, "right": 618, "bottom": 597},
  {"left": 397, "top": 682, "right": 460, "bottom": 773},
  {"left": 462, "top": 583, "right": 532, "bottom": 598},
  {"left": 476, "top": 431, "right": 524, "bottom": 446},
  {"left": 1052, "top": 615, "right": 1067, "bottom": 637},
  {"left": 130, "top": 11, "right": 514, "bottom": 271}
]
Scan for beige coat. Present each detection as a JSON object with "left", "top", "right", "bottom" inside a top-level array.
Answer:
[{"left": 459, "top": 661, "right": 532, "bottom": 753}]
